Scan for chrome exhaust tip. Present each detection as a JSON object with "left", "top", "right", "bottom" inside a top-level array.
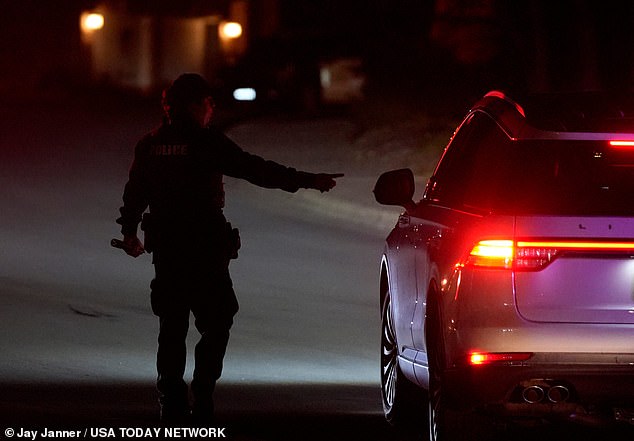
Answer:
[
  {"left": 547, "top": 385, "right": 570, "bottom": 403},
  {"left": 522, "top": 385, "right": 545, "bottom": 404}
]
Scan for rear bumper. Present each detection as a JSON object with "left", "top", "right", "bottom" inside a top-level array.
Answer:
[{"left": 444, "top": 355, "right": 634, "bottom": 422}]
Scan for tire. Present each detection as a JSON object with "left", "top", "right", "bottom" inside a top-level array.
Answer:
[
  {"left": 426, "top": 293, "right": 495, "bottom": 441},
  {"left": 426, "top": 292, "right": 451, "bottom": 441},
  {"left": 427, "top": 320, "right": 452, "bottom": 441},
  {"left": 381, "top": 291, "right": 426, "bottom": 427}
]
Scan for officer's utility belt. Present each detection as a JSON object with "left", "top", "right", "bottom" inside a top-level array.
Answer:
[{"left": 141, "top": 212, "right": 240, "bottom": 259}]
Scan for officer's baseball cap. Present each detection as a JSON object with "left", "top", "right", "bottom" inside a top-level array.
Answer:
[{"left": 162, "top": 73, "right": 214, "bottom": 110}]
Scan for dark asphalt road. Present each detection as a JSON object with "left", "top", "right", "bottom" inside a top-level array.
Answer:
[
  {"left": 1, "top": 382, "right": 633, "bottom": 441},
  {"left": 0, "top": 382, "right": 396, "bottom": 440}
]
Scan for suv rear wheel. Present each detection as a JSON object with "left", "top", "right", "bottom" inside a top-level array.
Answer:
[
  {"left": 426, "top": 292, "right": 495, "bottom": 441},
  {"left": 381, "top": 290, "right": 425, "bottom": 426}
]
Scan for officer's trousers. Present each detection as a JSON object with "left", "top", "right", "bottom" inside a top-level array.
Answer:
[{"left": 150, "top": 250, "right": 239, "bottom": 419}]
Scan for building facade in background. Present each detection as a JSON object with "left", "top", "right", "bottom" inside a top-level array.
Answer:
[
  {"left": 80, "top": 0, "right": 252, "bottom": 93},
  {"left": 79, "top": 0, "right": 366, "bottom": 107}
]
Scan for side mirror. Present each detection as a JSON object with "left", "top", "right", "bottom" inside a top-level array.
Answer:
[{"left": 373, "top": 168, "right": 417, "bottom": 210}]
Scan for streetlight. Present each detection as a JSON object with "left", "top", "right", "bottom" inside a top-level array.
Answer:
[
  {"left": 81, "top": 12, "right": 105, "bottom": 33},
  {"left": 219, "top": 21, "right": 242, "bottom": 40}
]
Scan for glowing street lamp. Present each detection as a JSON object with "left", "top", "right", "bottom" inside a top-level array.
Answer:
[
  {"left": 81, "top": 12, "right": 105, "bottom": 33},
  {"left": 219, "top": 21, "right": 242, "bottom": 40}
]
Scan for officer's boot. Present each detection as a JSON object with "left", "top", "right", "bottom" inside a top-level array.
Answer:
[
  {"left": 157, "top": 377, "right": 190, "bottom": 425},
  {"left": 191, "top": 378, "right": 215, "bottom": 425}
]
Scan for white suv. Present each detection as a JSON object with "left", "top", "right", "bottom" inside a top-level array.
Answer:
[{"left": 374, "top": 91, "right": 634, "bottom": 440}]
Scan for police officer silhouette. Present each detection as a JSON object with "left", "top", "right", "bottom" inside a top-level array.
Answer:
[{"left": 116, "top": 73, "right": 342, "bottom": 423}]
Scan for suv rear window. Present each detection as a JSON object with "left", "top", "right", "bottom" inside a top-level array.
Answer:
[
  {"left": 466, "top": 139, "right": 634, "bottom": 216},
  {"left": 428, "top": 111, "right": 634, "bottom": 216}
]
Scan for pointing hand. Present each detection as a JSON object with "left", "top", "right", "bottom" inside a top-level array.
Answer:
[{"left": 314, "top": 173, "right": 344, "bottom": 192}]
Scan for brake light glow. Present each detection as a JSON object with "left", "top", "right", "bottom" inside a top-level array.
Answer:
[
  {"left": 515, "top": 243, "right": 559, "bottom": 270},
  {"left": 465, "top": 240, "right": 634, "bottom": 271},
  {"left": 466, "top": 240, "right": 514, "bottom": 268},
  {"left": 518, "top": 240, "right": 634, "bottom": 250},
  {"left": 610, "top": 140, "right": 634, "bottom": 148},
  {"left": 469, "top": 352, "right": 533, "bottom": 365}
]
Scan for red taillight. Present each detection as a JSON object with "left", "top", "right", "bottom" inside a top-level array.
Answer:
[
  {"left": 469, "top": 351, "right": 533, "bottom": 365},
  {"left": 514, "top": 244, "right": 559, "bottom": 270},
  {"left": 518, "top": 240, "right": 634, "bottom": 250},
  {"left": 610, "top": 140, "right": 634, "bottom": 148},
  {"left": 465, "top": 239, "right": 634, "bottom": 271},
  {"left": 465, "top": 240, "right": 513, "bottom": 269}
]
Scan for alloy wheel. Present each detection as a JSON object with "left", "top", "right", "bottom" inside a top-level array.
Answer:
[{"left": 381, "top": 294, "right": 398, "bottom": 412}]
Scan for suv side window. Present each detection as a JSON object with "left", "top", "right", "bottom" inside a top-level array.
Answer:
[{"left": 426, "top": 112, "right": 510, "bottom": 211}]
